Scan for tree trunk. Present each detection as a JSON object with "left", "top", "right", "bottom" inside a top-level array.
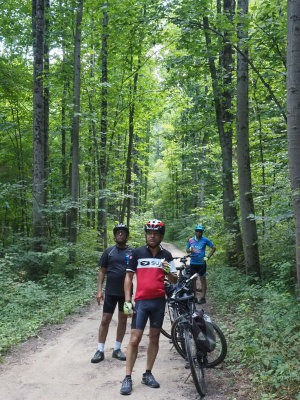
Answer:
[
  {"left": 236, "top": 0, "right": 260, "bottom": 277},
  {"left": 97, "top": 3, "right": 108, "bottom": 250},
  {"left": 203, "top": 14, "right": 244, "bottom": 267},
  {"left": 44, "top": 0, "right": 50, "bottom": 229},
  {"left": 287, "top": 0, "right": 300, "bottom": 297},
  {"left": 120, "top": 55, "right": 140, "bottom": 227},
  {"left": 69, "top": 0, "right": 83, "bottom": 256},
  {"left": 253, "top": 83, "right": 266, "bottom": 237},
  {"left": 32, "top": 0, "right": 47, "bottom": 251}
]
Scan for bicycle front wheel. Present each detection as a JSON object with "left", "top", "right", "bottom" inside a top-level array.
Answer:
[
  {"left": 184, "top": 326, "right": 206, "bottom": 397},
  {"left": 205, "top": 322, "right": 227, "bottom": 368}
]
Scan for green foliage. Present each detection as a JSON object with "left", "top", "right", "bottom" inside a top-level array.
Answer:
[
  {"left": 0, "top": 2, "right": 299, "bottom": 391},
  {"left": 0, "top": 256, "right": 97, "bottom": 360},
  {"left": 208, "top": 264, "right": 300, "bottom": 400}
]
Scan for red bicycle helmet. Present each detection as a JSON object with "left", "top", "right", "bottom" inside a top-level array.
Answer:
[{"left": 144, "top": 219, "right": 165, "bottom": 235}]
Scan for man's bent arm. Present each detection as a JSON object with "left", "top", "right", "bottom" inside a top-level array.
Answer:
[{"left": 208, "top": 245, "right": 216, "bottom": 259}]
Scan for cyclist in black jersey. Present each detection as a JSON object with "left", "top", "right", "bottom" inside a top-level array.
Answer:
[
  {"left": 91, "top": 224, "right": 133, "bottom": 364},
  {"left": 120, "top": 220, "right": 177, "bottom": 395}
]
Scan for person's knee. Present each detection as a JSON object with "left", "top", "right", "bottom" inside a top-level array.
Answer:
[
  {"left": 131, "top": 330, "right": 143, "bottom": 346},
  {"left": 101, "top": 314, "right": 112, "bottom": 327},
  {"left": 118, "top": 312, "right": 128, "bottom": 322},
  {"left": 149, "top": 329, "right": 160, "bottom": 344}
]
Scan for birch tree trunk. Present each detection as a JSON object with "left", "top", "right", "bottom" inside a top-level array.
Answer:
[
  {"left": 236, "top": 0, "right": 260, "bottom": 277},
  {"left": 32, "top": 0, "right": 47, "bottom": 251},
  {"left": 287, "top": 0, "right": 300, "bottom": 297}
]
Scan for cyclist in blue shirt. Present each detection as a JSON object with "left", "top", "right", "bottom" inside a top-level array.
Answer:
[{"left": 186, "top": 224, "right": 216, "bottom": 304}]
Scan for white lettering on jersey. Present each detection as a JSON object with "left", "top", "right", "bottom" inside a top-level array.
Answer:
[{"left": 137, "top": 258, "right": 163, "bottom": 269}]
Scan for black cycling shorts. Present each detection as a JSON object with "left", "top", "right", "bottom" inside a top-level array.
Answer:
[
  {"left": 103, "top": 294, "right": 125, "bottom": 314},
  {"left": 189, "top": 263, "right": 207, "bottom": 277},
  {"left": 131, "top": 297, "right": 166, "bottom": 330}
]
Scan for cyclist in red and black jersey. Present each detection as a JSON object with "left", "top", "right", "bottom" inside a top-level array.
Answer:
[
  {"left": 91, "top": 224, "right": 133, "bottom": 364},
  {"left": 120, "top": 220, "right": 177, "bottom": 395}
]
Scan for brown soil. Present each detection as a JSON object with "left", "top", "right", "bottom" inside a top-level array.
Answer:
[{"left": 0, "top": 243, "right": 252, "bottom": 400}]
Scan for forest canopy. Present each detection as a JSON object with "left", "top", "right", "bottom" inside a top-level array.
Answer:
[{"left": 1, "top": 0, "right": 298, "bottom": 290}]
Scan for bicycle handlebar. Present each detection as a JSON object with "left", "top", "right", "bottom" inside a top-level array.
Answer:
[
  {"left": 170, "top": 272, "right": 199, "bottom": 301},
  {"left": 169, "top": 294, "right": 194, "bottom": 304},
  {"left": 173, "top": 254, "right": 191, "bottom": 259}
]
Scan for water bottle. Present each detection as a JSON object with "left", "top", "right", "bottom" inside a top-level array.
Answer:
[{"left": 125, "top": 254, "right": 130, "bottom": 265}]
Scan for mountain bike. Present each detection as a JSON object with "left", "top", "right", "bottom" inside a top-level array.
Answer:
[
  {"left": 161, "top": 255, "right": 227, "bottom": 368},
  {"left": 161, "top": 255, "right": 196, "bottom": 339},
  {"left": 166, "top": 262, "right": 226, "bottom": 365}
]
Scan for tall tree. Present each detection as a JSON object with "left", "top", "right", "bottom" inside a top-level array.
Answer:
[
  {"left": 44, "top": 0, "right": 50, "bottom": 211},
  {"left": 32, "top": 0, "right": 47, "bottom": 251},
  {"left": 120, "top": 55, "right": 140, "bottom": 227},
  {"left": 69, "top": 0, "right": 83, "bottom": 252},
  {"left": 236, "top": 0, "right": 260, "bottom": 277},
  {"left": 203, "top": 10, "right": 243, "bottom": 267},
  {"left": 287, "top": 0, "right": 300, "bottom": 296},
  {"left": 98, "top": 2, "right": 109, "bottom": 249}
]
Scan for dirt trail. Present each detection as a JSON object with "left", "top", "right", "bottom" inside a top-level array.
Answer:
[{"left": 0, "top": 243, "right": 249, "bottom": 400}]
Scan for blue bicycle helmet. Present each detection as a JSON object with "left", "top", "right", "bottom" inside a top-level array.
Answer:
[{"left": 194, "top": 224, "right": 205, "bottom": 231}]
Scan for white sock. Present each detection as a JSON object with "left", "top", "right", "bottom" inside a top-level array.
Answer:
[
  {"left": 98, "top": 343, "right": 104, "bottom": 352},
  {"left": 114, "top": 341, "right": 121, "bottom": 351}
]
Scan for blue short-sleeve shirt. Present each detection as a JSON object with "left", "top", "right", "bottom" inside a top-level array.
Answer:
[{"left": 186, "top": 236, "right": 214, "bottom": 265}]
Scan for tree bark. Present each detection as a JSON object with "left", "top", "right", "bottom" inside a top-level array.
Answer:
[
  {"left": 97, "top": 3, "right": 108, "bottom": 250},
  {"left": 32, "top": 0, "right": 47, "bottom": 251},
  {"left": 69, "top": 0, "right": 83, "bottom": 254},
  {"left": 287, "top": 0, "right": 300, "bottom": 297},
  {"left": 120, "top": 55, "right": 139, "bottom": 226},
  {"left": 44, "top": 0, "right": 50, "bottom": 227},
  {"left": 236, "top": 0, "right": 260, "bottom": 277}
]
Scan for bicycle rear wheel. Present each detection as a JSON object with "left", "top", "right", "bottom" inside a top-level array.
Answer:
[
  {"left": 184, "top": 326, "right": 206, "bottom": 397},
  {"left": 170, "top": 315, "right": 186, "bottom": 358},
  {"left": 205, "top": 322, "right": 227, "bottom": 368}
]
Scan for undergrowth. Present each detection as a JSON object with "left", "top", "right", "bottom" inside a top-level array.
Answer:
[
  {"left": 0, "top": 257, "right": 97, "bottom": 360},
  {"left": 207, "top": 263, "right": 300, "bottom": 400}
]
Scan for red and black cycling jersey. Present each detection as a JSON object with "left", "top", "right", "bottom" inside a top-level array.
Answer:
[{"left": 126, "top": 245, "right": 175, "bottom": 301}]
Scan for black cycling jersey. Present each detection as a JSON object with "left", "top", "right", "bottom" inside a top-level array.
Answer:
[{"left": 99, "top": 245, "right": 133, "bottom": 296}]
